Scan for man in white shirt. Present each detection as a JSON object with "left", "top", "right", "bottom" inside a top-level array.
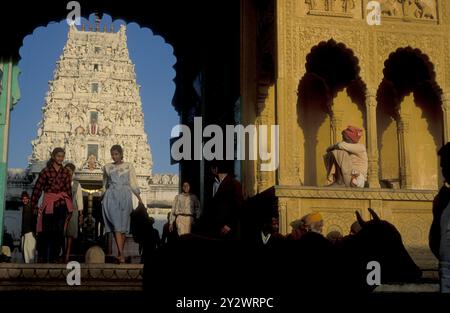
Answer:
[{"left": 324, "top": 125, "right": 368, "bottom": 188}]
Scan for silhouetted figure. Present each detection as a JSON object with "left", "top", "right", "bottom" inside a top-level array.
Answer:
[
  {"left": 286, "top": 218, "right": 306, "bottom": 240},
  {"left": 326, "top": 230, "right": 343, "bottom": 244},
  {"left": 2, "top": 229, "right": 14, "bottom": 254},
  {"left": 202, "top": 161, "right": 244, "bottom": 239},
  {"left": 162, "top": 212, "right": 178, "bottom": 245},
  {"left": 349, "top": 221, "right": 362, "bottom": 235},
  {"left": 130, "top": 203, "right": 160, "bottom": 264},
  {"left": 430, "top": 142, "right": 450, "bottom": 293},
  {"left": 252, "top": 216, "right": 284, "bottom": 248},
  {"left": 161, "top": 213, "right": 170, "bottom": 245}
]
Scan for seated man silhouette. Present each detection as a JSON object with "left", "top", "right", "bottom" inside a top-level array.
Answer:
[{"left": 324, "top": 125, "right": 368, "bottom": 188}]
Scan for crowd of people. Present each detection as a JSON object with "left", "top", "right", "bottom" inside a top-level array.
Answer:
[{"left": 2, "top": 127, "right": 450, "bottom": 294}]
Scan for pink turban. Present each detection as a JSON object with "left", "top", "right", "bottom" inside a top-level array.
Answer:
[{"left": 342, "top": 126, "right": 363, "bottom": 143}]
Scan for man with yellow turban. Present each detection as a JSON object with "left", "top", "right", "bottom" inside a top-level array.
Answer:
[
  {"left": 304, "top": 212, "right": 324, "bottom": 234},
  {"left": 324, "top": 125, "right": 368, "bottom": 188}
]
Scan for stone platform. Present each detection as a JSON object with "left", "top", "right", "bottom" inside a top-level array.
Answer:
[
  {"left": 0, "top": 263, "right": 143, "bottom": 291},
  {"left": 0, "top": 262, "right": 439, "bottom": 293}
]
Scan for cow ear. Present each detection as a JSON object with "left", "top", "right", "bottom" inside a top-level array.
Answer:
[
  {"left": 355, "top": 210, "right": 366, "bottom": 227},
  {"left": 368, "top": 208, "right": 381, "bottom": 222}
]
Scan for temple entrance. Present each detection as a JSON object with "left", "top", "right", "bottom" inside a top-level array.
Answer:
[
  {"left": 297, "top": 39, "right": 366, "bottom": 186},
  {"left": 377, "top": 47, "right": 443, "bottom": 190},
  {"left": 0, "top": 1, "right": 240, "bottom": 249},
  {"left": 3, "top": 14, "right": 179, "bottom": 262}
]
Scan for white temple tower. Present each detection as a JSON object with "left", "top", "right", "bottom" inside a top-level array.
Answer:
[{"left": 28, "top": 24, "right": 153, "bottom": 204}]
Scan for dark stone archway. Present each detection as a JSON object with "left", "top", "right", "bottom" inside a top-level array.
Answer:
[{"left": 0, "top": 0, "right": 240, "bottom": 204}]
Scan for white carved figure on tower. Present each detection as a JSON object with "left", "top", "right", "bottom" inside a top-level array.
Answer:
[
  {"left": 89, "top": 111, "right": 99, "bottom": 135},
  {"left": 87, "top": 154, "right": 97, "bottom": 171}
]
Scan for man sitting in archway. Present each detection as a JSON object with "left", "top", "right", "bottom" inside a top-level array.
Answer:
[{"left": 324, "top": 125, "right": 368, "bottom": 188}]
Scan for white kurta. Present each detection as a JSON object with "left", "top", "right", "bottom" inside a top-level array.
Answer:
[{"left": 336, "top": 141, "right": 368, "bottom": 180}]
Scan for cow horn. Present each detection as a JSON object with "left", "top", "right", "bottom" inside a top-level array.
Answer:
[
  {"left": 368, "top": 208, "right": 380, "bottom": 222},
  {"left": 355, "top": 210, "right": 366, "bottom": 227}
]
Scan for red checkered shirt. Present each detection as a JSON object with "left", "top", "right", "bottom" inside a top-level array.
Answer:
[{"left": 31, "top": 164, "right": 73, "bottom": 209}]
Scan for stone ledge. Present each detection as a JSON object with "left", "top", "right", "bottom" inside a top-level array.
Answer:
[
  {"left": 272, "top": 185, "right": 437, "bottom": 201},
  {"left": 374, "top": 283, "right": 439, "bottom": 293},
  {"left": 0, "top": 264, "right": 143, "bottom": 281},
  {"left": 0, "top": 281, "right": 142, "bottom": 292}
]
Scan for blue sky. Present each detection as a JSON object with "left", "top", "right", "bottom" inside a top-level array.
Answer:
[{"left": 8, "top": 14, "right": 179, "bottom": 174}]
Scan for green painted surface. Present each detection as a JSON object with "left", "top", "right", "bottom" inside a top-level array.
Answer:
[{"left": 0, "top": 60, "right": 21, "bottom": 247}]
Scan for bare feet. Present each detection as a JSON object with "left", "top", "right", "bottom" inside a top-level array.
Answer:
[{"left": 115, "top": 256, "right": 125, "bottom": 264}]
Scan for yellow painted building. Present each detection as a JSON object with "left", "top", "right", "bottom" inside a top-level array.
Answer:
[{"left": 241, "top": 0, "right": 448, "bottom": 260}]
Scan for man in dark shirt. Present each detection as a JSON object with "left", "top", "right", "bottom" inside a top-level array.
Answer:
[
  {"left": 161, "top": 212, "right": 177, "bottom": 245},
  {"left": 20, "top": 191, "right": 36, "bottom": 263},
  {"left": 206, "top": 161, "right": 244, "bottom": 239}
]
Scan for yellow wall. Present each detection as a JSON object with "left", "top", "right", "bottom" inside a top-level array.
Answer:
[
  {"left": 378, "top": 116, "right": 399, "bottom": 183},
  {"left": 401, "top": 93, "right": 442, "bottom": 189},
  {"left": 298, "top": 76, "right": 330, "bottom": 186}
]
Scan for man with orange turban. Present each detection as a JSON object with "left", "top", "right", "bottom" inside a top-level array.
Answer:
[
  {"left": 304, "top": 212, "right": 324, "bottom": 234},
  {"left": 324, "top": 125, "right": 368, "bottom": 188}
]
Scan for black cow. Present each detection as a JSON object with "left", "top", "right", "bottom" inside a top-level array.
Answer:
[
  {"left": 144, "top": 208, "right": 422, "bottom": 298},
  {"left": 336, "top": 208, "right": 422, "bottom": 292}
]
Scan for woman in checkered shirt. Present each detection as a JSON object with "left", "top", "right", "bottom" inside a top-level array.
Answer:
[{"left": 30, "top": 147, "right": 73, "bottom": 263}]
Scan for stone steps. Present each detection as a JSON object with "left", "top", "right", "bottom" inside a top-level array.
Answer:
[{"left": 0, "top": 263, "right": 143, "bottom": 291}]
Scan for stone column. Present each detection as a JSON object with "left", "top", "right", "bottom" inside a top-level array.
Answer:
[
  {"left": 331, "top": 109, "right": 344, "bottom": 144},
  {"left": 441, "top": 93, "right": 450, "bottom": 144},
  {"left": 365, "top": 89, "right": 380, "bottom": 188},
  {"left": 398, "top": 113, "right": 412, "bottom": 189}
]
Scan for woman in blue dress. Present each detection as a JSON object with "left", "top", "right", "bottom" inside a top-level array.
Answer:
[{"left": 102, "top": 145, "right": 143, "bottom": 263}]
